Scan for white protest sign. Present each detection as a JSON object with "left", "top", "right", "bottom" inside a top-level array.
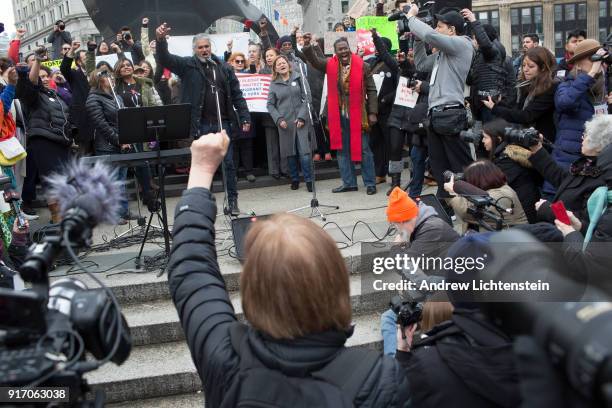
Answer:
[
  {"left": 373, "top": 71, "right": 387, "bottom": 95},
  {"left": 393, "top": 76, "right": 419, "bottom": 108},
  {"left": 167, "top": 33, "right": 250, "bottom": 60},
  {"left": 236, "top": 73, "right": 272, "bottom": 113},
  {"left": 321, "top": 74, "right": 328, "bottom": 116},
  {"left": 95, "top": 52, "right": 132, "bottom": 69}
]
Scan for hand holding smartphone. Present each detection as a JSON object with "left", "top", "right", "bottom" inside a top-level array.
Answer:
[{"left": 551, "top": 201, "right": 571, "bottom": 225}]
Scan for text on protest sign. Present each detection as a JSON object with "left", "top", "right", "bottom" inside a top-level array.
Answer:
[
  {"left": 356, "top": 17, "right": 400, "bottom": 52},
  {"left": 236, "top": 73, "right": 272, "bottom": 113},
  {"left": 393, "top": 77, "right": 419, "bottom": 108}
]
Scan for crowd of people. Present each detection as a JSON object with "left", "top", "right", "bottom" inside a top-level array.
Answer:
[{"left": 1, "top": 1, "right": 612, "bottom": 406}]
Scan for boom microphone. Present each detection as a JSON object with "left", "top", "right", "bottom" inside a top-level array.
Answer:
[{"left": 46, "top": 159, "right": 123, "bottom": 243}]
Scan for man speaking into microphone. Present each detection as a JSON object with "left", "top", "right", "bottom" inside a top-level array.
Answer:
[{"left": 155, "top": 23, "right": 250, "bottom": 216}]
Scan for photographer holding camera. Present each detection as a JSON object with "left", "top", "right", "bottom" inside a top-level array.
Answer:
[
  {"left": 167, "top": 132, "right": 411, "bottom": 407},
  {"left": 461, "top": 9, "right": 513, "bottom": 123},
  {"left": 115, "top": 26, "right": 145, "bottom": 65},
  {"left": 482, "top": 119, "right": 541, "bottom": 223},
  {"left": 397, "top": 234, "right": 521, "bottom": 407},
  {"left": 525, "top": 114, "right": 612, "bottom": 231},
  {"left": 46, "top": 20, "right": 72, "bottom": 60},
  {"left": 444, "top": 160, "right": 528, "bottom": 232},
  {"left": 404, "top": 4, "right": 474, "bottom": 198}
]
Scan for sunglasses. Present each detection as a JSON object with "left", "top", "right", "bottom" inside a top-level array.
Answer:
[{"left": 234, "top": 60, "right": 245, "bottom": 63}]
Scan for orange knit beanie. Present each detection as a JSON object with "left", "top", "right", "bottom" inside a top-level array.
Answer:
[{"left": 386, "top": 187, "right": 419, "bottom": 223}]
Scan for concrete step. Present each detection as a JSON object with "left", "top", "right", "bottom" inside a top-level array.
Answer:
[
  {"left": 50, "top": 236, "right": 383, "bottom": 307},
  {"left": 108, "top": 392, "right": 204, "bottom": 408},
  {"left": 122, "top": 274, "right": 390, "bottom": 346},
  {"left": 87, "top": 312, "right": 385, "bottom": 403}
]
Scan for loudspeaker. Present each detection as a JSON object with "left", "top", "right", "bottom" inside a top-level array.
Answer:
[
  {"left": 231, "top": 214, "right": 272, "bottom": 263},
  {"left": 415, "top": 194, "right": 453, "bottom": 227},
  {"left": 432, "top": 0, "right": 472, "bottom": 14}
]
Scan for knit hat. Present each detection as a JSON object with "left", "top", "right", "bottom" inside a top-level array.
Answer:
[
  {"left": 386, "top": 187, "right": 419, "bottom": 223},
  {"left": 279, "top": 35, "right": 292, "bottom": 46},
  {"left": 568, "top": 39, "right": 601, "bottom": 63}
]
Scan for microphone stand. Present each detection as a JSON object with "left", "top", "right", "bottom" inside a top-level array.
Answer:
[
  {"left": 287, "top": 59, "right": 339, "bottom": 222},
  {"left": 210, "top": 61, "right": 234, "bottom": 217}
]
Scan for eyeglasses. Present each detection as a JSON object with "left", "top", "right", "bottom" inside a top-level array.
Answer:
[{"left": 234, "top": 60, "right": 245, "bottom": 64}]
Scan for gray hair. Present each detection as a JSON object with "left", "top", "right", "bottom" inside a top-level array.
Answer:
[
  {"left": 584, "top": 114, "right": 612, "bottom": 152},
  {"left": 192, "top": 33, "right": 211, "bottom": 49}
]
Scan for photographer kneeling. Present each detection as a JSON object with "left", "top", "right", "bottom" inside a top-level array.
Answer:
[
  {"left": 444, "top": 160, "right": 528, "bottom": 232},
  {"left": 167, "top": 131, "right": 410, "bottom": 407},
  {"left": 482, "top": 119, "right": 541, "bottom": 223}
]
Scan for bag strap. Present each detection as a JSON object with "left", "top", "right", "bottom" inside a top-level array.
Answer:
[{"left": 312, "top": 348, "right": 380, "bottom": 403}]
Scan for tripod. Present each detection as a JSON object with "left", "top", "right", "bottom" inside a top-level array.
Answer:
[{"left": 288, "top": 60, "right": 338, "bottom": 221}]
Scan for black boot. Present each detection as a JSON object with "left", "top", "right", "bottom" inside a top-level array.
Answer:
[
  {"left": 227, "top": 198, "right": 240, "bottom": 216},
  {"left": 386, "top": 173, "right": 401, "bottom": 196}
]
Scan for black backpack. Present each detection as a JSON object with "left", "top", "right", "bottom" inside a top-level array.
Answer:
[{"left": 219, "top": 323, "right": 380, "bottom": 408}]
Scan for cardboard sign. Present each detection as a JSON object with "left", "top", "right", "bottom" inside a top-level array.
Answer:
[
  {"left": 95, "top": 52, "right": 133, "bottom": 68},
  {"left": 355, "top": 16, "right": 400, "bottom": 51},
  {"left": 236, "top": 73, "right": 272, "bottom": 113},
  {"left": 167, "top": 32, "right": 250, "bottom": 60},
  {"left": 394, "top": 76, "right": 419, "bottom": 108},
  {"left": 324, "top": 32, "right": 358, "bottom": 55}
]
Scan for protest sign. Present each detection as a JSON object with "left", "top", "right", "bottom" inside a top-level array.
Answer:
[
  {"left": 41, "top": 59, "right": 65, "bottom": 69},
  {"left": 323, "top": 32, "right": 358, "bottom": 55},
  {"left": 95, "top": 52, "right": 133, "bottom": 68},
  {"left": 236, "top": 73, "right": 272, "bottom": 113},
  {"left": 168, "top": 32, "right": 250, "bottom": 60},
  {"left": 393, "top": 76, "right": 419, "bottom": 108},
  {"left": 356, "top": 16, "right": 400, "bottom": 51}
]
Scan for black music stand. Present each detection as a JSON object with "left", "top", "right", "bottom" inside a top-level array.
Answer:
[{"left": 118, "top": 104, "right": 191, "bottom": 266}]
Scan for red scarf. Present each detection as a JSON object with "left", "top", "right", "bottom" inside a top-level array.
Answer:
[
  {"left": 564, "top": 52, "right": 574, "bottom": 70},
  {"left": 0, "top": 103, "right": 16, "bottom": 142},
  {"left": 326, "top": 54, "right": 364, "bottom": 162}
]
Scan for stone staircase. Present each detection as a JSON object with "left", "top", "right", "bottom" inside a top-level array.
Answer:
[{"left": 72, "top": 247, "right": 389, "bottom": 406}]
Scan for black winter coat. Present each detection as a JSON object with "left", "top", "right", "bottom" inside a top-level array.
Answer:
[
  {"left": 61, "top": 55, "right": 93, "bottom": 147},
  {"left": 388, "top": 60, "right": 429, "bottom": 136},
  {"left": 17, "top": 72, "right": 72, "bottom": 146},
  {"left": 530, "top": 146, "right": 611, "bottom": 227},
  {"left": 493, "top": 142, "right": 541, "bottom": 223},
  {"left": 399, "top": 309, "right": 521, "bottom": 408},
  {"left": 369, "top": 34, "right": 399, "bottom": 117},
  {"left": 492, "top": 83, "right": 558, "bottom": 143},
  {"left": 86, "top": 89, "right": 122, "bottom": 154},
  {"left": 167, "top": 188, "right": 412, "bottom": 408},
  {"left": 156, "top": 39, "right": 250, "bottom": 138}
]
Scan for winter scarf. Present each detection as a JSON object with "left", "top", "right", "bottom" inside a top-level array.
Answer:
[
  {"left": 583, "top": 187, "right": 612, "bottom": 251},
  {"left": 327, "top": 53, "right": 364, "bottom": 162}
]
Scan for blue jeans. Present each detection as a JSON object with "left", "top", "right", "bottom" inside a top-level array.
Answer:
[
  {"left": 199, "top": 120, "right": 237, "bottom": 200},
  {"left": 287, "top": 137, "right": 312, "bottom": 182},
  {"left": 381, "top": 309, "right": 398, "bottom": 356},
  {"left": 408, "top": 145, "right": 427, "bottom": 198},
  {"left": 337, "top": 116, "right": 376, "bottom": 188}
]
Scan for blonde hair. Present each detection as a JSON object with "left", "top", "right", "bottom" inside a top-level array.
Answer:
[
  {"left": 228, "top": 52, "right": 246, "bottom": 65},
  {"left": 240, "top": 214, "right": 352, "bottom": 339},
  {"left": 271, "top": 55, "right": 292, "bottom": 81}
]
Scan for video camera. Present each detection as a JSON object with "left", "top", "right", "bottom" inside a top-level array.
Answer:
[
  {"left": 504, "top": 127, "right": 540, "bottom": 149},
  {"left": 443, "top": 170, "right": 464, "bottom": 182},
  {"left": 389, "top": 1, "right": 436, "bottom": 35},
  {"left": 0, "top": 161, "right": 132, "bottom": 407},
  {"left": 390, "top": 295, "right": 423, "bottom": 336},
  {"left": 0, "top": 175, "right": 26, "bottom": 230}
]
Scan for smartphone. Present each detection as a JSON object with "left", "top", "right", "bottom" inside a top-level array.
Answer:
[{"left": 551, "top": 201, "right": 571, "bottom": 225}]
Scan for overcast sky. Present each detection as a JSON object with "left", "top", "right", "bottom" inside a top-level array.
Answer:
[{"left": 1, "top": 1, "right": 16, "bottom": 35}]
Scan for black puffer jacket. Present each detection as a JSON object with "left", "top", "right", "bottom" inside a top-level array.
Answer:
[
  {"left": 17, "top": 72, "right": 72, "bottom": 146},
  {"left": 86, "top": 89, "right": 122, "bottom": 154},
  {"left": 167, "top": 188, "right": 412, "bottom": 408}
]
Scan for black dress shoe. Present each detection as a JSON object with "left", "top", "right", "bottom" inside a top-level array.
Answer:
[
  {"left": 306, "top": 182, "right": 313, "bottom": 192},
  {"left": 272, "top": 174, "right": 281, "bottom": 180},
  {"left": 332, "top": 186, "right": 358, "bottom": 193},
  {"left": 291, "top": 181, "right": 299, "bottom": 190},
  {"left": 228, "top": 199, "right": 240, "bottom": 216},
  {"left": 366, "top": 186, "right": 377, "bottom": 195}
]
